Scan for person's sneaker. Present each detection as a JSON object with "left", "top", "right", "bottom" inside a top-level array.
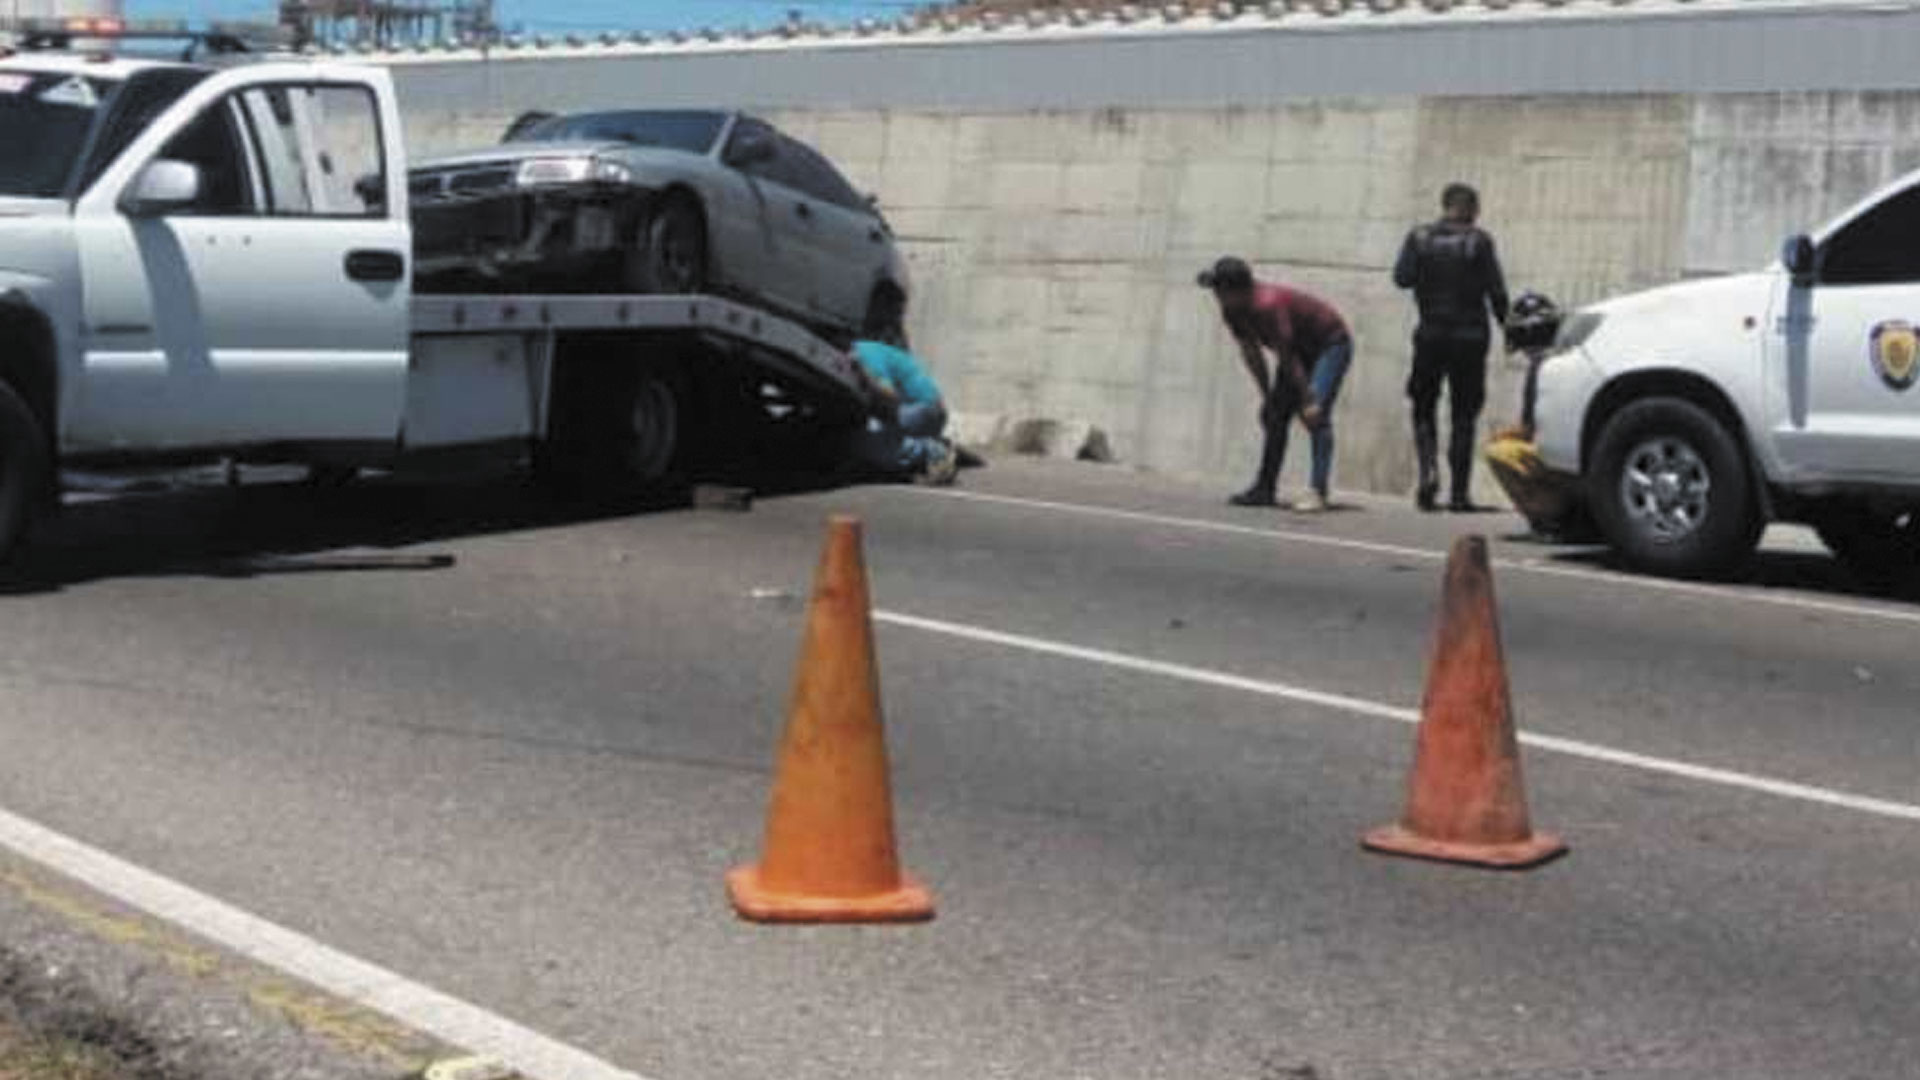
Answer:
[
  {"left": 1291, "top": 491, "right": 1329, "bottom": 514},
  {"left": 1448, "top": 493, "right": 1481, "bottom": 513},
  {"left": 1416, "top": 482, "right": 1440, "bottom": 513},
  {"left": 1228, "top": 488, "right": 1279, "bottom": 508},
  {"left": 919, "top": 441, "right": 960, "bottom": 487}
]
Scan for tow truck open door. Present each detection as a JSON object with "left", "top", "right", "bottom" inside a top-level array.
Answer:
[{"left": 68, "top": 64, "right": 410, "bottom": 457}]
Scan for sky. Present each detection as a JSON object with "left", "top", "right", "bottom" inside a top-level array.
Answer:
[{"left": 124, "top": 2, "right": 921, "bottom": 35}]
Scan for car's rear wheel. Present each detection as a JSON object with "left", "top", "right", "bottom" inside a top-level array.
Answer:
[
  {"left": 1814, "top": 502, "right": 1920, "bottom": 586},
  {"left": 863, "top": 283, "right": 908, "bottom": 348},
  {"left": 1588, "top": 397, "right": 1762, "bottom": 579},
  {"left": 623, "top": 194, "right": 708, "bottom": 295}
]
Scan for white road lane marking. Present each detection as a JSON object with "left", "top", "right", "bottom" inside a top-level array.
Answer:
[
  {"left": 0, "top": 805, "right": 652, "bottom": 1080},
  {"left": 875, "top": 610, "right": 1920, "bottom": 825},
  {"left": 901, "top": 487, "right": 1920, "bottom": 628}
]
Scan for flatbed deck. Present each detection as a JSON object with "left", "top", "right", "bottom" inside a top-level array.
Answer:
[{"left": 410, "top": 294, "right": 872, "bottom": 409}]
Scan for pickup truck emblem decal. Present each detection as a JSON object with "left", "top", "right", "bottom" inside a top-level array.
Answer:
[
  {"left": 37, "top": 76, "right": 98, "bottom": 109},
  {"left": 1869, "top": 320, "right": 1919, "bottom": 391}
]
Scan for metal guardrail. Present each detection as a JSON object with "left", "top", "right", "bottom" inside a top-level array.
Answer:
[{"left": 309, "top": 0, "right": 1858, "bottom": 61}]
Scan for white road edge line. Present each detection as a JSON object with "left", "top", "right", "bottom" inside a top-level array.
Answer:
[
  {"left": 874, "top": 610, "right": 1920, "bottom": 825},
  {"left": 0, "top": 805, "right": 652, "bottom": 1080},
  {"left": 904, "top": 487, "right": 1920, "bottom": 628}
]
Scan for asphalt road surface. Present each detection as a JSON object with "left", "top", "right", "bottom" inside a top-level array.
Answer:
[{"left": 0, "top": 459, "right": 1914, "bottom": 1080}]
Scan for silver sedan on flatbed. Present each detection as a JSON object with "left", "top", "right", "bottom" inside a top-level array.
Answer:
[{"left": 408, "top": 109, "right": 912, "bottom": 344}]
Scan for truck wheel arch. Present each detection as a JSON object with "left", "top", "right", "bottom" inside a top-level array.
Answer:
[
  {"left": 1580, "top": 369, "right": 1775, "bottom": 522},
  {"left": 0, "top": 298, "right": 60, "bottom": 463}
]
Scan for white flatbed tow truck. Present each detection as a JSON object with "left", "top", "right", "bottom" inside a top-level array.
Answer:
[{"left": 0, "top": 20, "right": 874, "bottom": 559}]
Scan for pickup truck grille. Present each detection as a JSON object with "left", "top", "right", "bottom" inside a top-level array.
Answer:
[{"left": 409, "top": 165, "right": 517, "bottom": 203}]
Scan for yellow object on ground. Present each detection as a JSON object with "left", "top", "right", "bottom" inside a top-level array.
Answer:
[{"left": 1485, "top": 434, "right": 1579, "bottom": 535}]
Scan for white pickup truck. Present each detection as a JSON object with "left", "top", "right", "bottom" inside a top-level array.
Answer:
[
  {"left": 1530, "top": 170, "right": 1920, "bottom": 583},
  {"left": 0, "top": 27, "right": 872, "bottom": 561}
]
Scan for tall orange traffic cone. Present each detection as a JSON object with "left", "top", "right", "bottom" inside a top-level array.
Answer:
[
  {"left": 727, "top": 516, "right": 935, "bottom": 923},
  {"left": 1363, "top": 535, "right": 1566, "bottom": 870}
]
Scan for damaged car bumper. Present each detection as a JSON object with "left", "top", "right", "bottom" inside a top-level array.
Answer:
[{"left": 411, "top": 174, "right": 648, "bottom": 282}]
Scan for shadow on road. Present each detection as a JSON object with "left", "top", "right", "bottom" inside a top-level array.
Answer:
[
  {"left": 0, "top": 465, "right": 863, "bottom": 597},
  {"left": 1536, "top": 544, "right": 1920, "bottom": 607}
]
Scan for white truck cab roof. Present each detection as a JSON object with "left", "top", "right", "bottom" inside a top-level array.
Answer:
[{"left": 0, "top": 53, "right": 191, "bottom": 80}]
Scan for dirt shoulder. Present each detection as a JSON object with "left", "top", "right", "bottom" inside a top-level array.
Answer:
[{"left": 0, "top": 851, "right": 454, "bottom": 1080}]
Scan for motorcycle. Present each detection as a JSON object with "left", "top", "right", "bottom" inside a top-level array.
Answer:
[{"left": 1484, "top": 291, "right": 1601, "bottom": 543}]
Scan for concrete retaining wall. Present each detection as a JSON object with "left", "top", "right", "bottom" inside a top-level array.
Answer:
[{"left": 390, "top": 73, "right": 1920, "bottom": 495}]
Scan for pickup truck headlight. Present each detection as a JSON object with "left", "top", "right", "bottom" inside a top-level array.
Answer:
[{"left": 515, "top": 157, "right": 631, "bottom": 188}]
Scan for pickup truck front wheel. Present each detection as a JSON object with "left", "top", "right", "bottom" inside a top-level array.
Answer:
[
  {"left": 1813, "top": 503, "right": 1920, "bottom": 586},
  {"left": 1588, "top": 397, "right": 1761, "bottom": 579},
  {"left": 0, "top": 380, "right": 48, "bottom": 564}
]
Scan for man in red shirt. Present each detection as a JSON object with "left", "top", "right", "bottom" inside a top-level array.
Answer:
[{"left": 1198, "top": 257, "right": 1355, "bottom": 511}]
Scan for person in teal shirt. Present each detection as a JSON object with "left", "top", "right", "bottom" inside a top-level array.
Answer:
[{"left": 849, "top": 335, "right": 958, "bottom": 485}]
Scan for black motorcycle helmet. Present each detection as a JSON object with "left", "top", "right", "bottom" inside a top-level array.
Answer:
[{"left": 1505, "top": 290, "right": 1562, "bottom": 351}]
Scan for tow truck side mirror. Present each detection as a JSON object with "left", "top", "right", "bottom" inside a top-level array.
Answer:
[
  {"left": 121, "top": 160, "right": 203, "bottom": 218},
  {"left": 1782, "top": 233, "right": 1817, "bottom": 287}
]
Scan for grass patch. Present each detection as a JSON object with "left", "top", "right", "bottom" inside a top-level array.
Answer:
[{"left": 0, "top": 1020, "right": 130, "bottom": 1080}]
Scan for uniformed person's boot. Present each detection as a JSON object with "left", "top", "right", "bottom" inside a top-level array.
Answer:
[
  {"left": 1449, "top": 424, "right": 1479, "bottom": 512},
  {"left": 1414, "top": 421, "right": 1440, "bottom": 512}
]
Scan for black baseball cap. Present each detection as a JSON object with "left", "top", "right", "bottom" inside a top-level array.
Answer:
[{"left": 1197, "top": 256, "right": 1254, "bottom": 292}]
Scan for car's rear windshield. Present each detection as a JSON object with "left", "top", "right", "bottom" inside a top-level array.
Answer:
[
  {"left": 511, "top": 110, "right": 726, "bottom": 155},
  {"left": 0, "top": 69, "right": 118, "bottom": 197}
]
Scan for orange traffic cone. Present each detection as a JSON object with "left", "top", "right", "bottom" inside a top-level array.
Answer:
[
  {"left": 727, "top": 516, "right": 935, "bottom": 923},
  {"left": 1363, "top": 535, "right": 1566, "bottom": 870}
]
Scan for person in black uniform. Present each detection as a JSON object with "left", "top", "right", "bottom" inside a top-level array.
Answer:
[{"left": 1394, "top": 183, "right": 1510, "bottom": 512}]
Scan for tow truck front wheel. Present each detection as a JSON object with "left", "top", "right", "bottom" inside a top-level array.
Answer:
[
  {"left": 0, "top": 381, "right": 48, "bottom": 564},
  {"left": 1589, "top": 397, "right": 1761, "bottom": 579}
]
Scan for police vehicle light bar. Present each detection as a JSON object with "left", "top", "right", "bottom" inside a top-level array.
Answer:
[{"left": 8, "top": 15, "right": 291, "bottom": 54}]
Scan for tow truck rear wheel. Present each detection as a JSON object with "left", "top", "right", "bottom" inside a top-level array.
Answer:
[
  {"left": 1814, "top": 502, "right": 1920, "bottom": 587},
  {"left": 536, "top": 355, "right": 687, "bottom": 499},
  {"left": 1588, "top": 397, "right": 1762, "bottom": 579},
  {"left": 616, "top": 370, "right": 683, "bottom": 484},
  {"left": 0, "top": 380, "right": 48, "bottom": 564}
]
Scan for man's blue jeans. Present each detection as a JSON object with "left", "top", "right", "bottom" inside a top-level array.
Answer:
[
  {"left": 1254, "top": 339, "right": 1353, "bottom": 498},
  {"left": 856, "top": 400, "right": 949, "bottom": 475}
]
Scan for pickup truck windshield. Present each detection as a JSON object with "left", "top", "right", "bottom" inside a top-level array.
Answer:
[
  {"left": 0, "top": 70, "right": 117, "bottom": 197},
  {"left": 0, "top": 67, "right": 211, "bottom": 199},
  {"left": 510, "top": 110, "right": 727, "bottom": 154}
]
